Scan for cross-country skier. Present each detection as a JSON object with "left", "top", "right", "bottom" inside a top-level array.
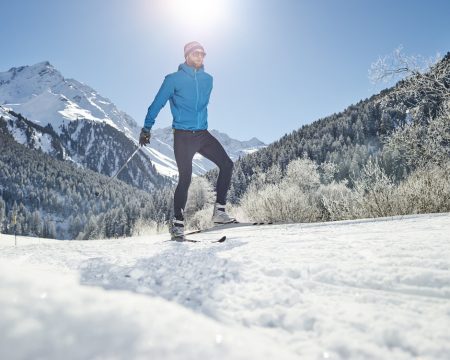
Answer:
[{"left": 139, "top": 41, "right": 235, "bottom": 240}]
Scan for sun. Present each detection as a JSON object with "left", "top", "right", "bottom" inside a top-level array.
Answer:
[
  {"left": 163, "top": 0, "right": 229, "bottom": 32},
  {"left": 137, "top": 0, "right": 236, "bottom": 44}
]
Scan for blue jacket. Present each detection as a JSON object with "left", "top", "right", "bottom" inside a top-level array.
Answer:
[{"left": 144, "top": 63, "right": 213, "bottom": 131}]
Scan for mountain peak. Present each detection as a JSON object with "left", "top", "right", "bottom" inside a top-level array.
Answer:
[
  {"left": 32, "top": 60, "right": 52, "bottom": 68},
  {"left": 2, "top": 61, "right": 63, "bottom": 87},
  {"left": 0, "top": 62, "right": 137, "bottom": 136},
  {"left": 7, "top": 61, "right": 57, "bottom": 75}
]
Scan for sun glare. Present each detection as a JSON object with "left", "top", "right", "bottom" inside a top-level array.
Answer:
[{"left": 162, "top": 0, "right": 229, "bottom": 32}]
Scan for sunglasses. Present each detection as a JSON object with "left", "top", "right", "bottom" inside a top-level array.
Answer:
[{"left": 191, "top": 51, "right": 206, "bottom": 58}]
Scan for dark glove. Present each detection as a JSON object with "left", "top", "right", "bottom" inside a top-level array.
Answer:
[{"left": 139, "top": 128, "right": 151, "bottom": 146}]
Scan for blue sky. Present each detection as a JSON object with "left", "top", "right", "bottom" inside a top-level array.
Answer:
[{"left": 1, "top": 0, "right": 449, "bottom": 143}]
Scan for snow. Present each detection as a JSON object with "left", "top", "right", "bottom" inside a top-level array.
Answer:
[
  {"left": 242, "top": 147, "right": 262, "bottom": 155},
  {"left": 0, "top": 62, "right": 137, "bottom": 137},
  {"left": 8, "top": 122, "right": 27, "bottom": 144},
  {"left": 0, "top": 260, "right": 294, "bottom": 360},
  {"left": 143, "top": 145, "right": 179, "bottom": 177},
  {"left": 2, "top": 106, "right": 57, "bottom": 156},
  {"left": 1, "top": 213, "right": 449, "bottom": 359}
]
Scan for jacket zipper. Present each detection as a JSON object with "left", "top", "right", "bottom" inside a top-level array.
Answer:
[{"left": 194, "top": 69, "right": 199, "bottom": 129}]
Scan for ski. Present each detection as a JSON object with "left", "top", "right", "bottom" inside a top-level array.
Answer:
[
  {"left": 211, "top": 235, "right": 227, "bottom": 243},
  {"left": 185, "top": 221, "right": 273, "bottom": 236},
  {"left": 165, "top": 235, "right": 227, "bottom": 243}
]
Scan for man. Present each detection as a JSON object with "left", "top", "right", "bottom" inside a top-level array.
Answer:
[{"left": 139, "top": 41, "right": 235, "bottom": 241}]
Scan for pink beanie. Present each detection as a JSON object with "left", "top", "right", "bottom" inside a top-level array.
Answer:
[{"left": 184, "top": 41, "right": 205, "bottom": 58}]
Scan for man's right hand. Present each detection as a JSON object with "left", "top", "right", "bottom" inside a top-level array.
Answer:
[{"left": 139, "top": 128, "right": 151, "bottom": 146}]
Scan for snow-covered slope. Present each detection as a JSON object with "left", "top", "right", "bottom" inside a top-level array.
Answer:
[
  {"left": 0, "top": 62, "right": 266, "bottom": 178},
  {"left": 0, "top": 105, "right": 166, "bottom": 190},
  {"left": 0, "top": 105, "right": 66, "bottom": 159},
  {"left": 0, "top": 63, "right": 166, "bottom": 188},
  {"left": 0, "top": 61, "right": 137, "bottom": 138},
  {"left": 1, "top": 213, "right": 449, "bottom": 359}
]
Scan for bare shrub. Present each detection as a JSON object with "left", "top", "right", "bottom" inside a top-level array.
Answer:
[
  {"left": 319, "top": 181, "right": 355, "bottom": 221},
  {"left": 184, "top": 177, "right": 215, "bottom": 218},
  {"left": 186, "top": 205, "right": 214, "bottom": 230},
  {"left": 393, "top": 162, "right": 450, "bottom": 214},
  {"left": 132, "top": 218, "right": 168, "bottom": 236},
  {"left": 240, "top": 158, "right": 322, "bottom": 222},
  {"left": 352, "top": 159, "right": 396, "bottom": 218}
]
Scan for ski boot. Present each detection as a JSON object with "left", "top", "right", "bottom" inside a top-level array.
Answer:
[
  {"left": 212, "top": 203, "right": 236, "bottom": 224},
  {"left": 170, "top": 218, "right": 185, "bottom": 241}
]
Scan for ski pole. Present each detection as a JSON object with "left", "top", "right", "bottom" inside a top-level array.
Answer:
[
  {"left": 95, "top": 146, "right": 142, "bottom": 197},
  {"left": 13, "top": 212, "right": 17, "bottom": 247}
]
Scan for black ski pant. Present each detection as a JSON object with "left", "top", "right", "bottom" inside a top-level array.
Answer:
[{"left": 173, "top": 129, "right": 233, "bottom": 220}]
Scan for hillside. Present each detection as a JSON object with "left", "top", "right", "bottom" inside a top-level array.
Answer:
[
  {"left": 224, "top": 52, "right": 450, "bottom": 202},
  {"left": 0, "top": 106, "right": 168, "bottom": 189},
  {"left": 1, "top": 213, "right": 449, "bottom": 359},
  {"left": 0, "top": 126, "right": 173, "bottom": 239}
]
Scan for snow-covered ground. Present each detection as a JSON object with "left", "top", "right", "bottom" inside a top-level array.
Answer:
[{"left": 1, "top": 213, "right": 449, "bottom": 360}]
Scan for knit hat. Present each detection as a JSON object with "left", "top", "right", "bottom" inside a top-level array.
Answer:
[{"left": 184, "top": 41, "right": 205, "bottom": 58}]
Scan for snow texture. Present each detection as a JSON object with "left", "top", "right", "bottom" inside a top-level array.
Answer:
[{"left": 1, "top": 213, "right": 449, "bottom": 360}]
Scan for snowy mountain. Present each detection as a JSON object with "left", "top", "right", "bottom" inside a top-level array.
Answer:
[
  {"left": 0, "top": 105, "right": 166, "bottom": 190},
  {"left": 0, "top": 61, "right": 137, "bottom": 137},
  {"left": 1, "top": 213, "right": 449, "bottom": 359},
  {"left": 0, "top": 62, "right": 166, "bottom": 189},
  {"left": 0, "top": 62, "right": 266, "bottom": 178}
]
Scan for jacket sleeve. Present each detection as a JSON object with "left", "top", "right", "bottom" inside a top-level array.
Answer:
[{"left": 143, "top": 75, "right": 175, "bottom": 130}]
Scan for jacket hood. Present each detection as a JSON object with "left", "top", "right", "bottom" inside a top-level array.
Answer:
[{"left": 179, "top": 62, "right": 205, "bottom": 76}]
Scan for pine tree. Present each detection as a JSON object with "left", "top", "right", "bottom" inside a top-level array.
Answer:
[{"left": 0, "top": 198, "right": 5, "bottom": 232}]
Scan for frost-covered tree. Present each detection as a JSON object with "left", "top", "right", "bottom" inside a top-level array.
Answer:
[
  {"left": 30, "top": 210, "right": 43, "bottom": 237},
  {"left": 0, "top": 198, "right": 5, "bottom": 232},
  {"left": 369, "top": 45, "right": 441, "bottom": 84},
  {"left": 352, "top": 159, "right": 396, "bottom": 218},
  {"left": 284, "top": 158, "right": 321, "bottom": 193},
  {"left": 185, "top": 177, "right": 215, "bottom": 216},
  {"left": 393, "top": 163, "right": 450, "bottom": 214},
  {"left": 383, "top": 113, "right": 450, "bottom": 171},
  {"left": 0, "top": 126, "right": 174, "bottom": 240},
  {"left": 241, "top": 158, "right": 323, "bottom": 222},
  {"left": 319, "top": 181, "right": 354, "bottom": 221},
  {"left": 370, "top": 47, "right": 449, "bottom": 119}
]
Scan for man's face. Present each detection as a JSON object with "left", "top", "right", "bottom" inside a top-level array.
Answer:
[{"left": 186, "top": 50, "right": 206, "bottom": 69}]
